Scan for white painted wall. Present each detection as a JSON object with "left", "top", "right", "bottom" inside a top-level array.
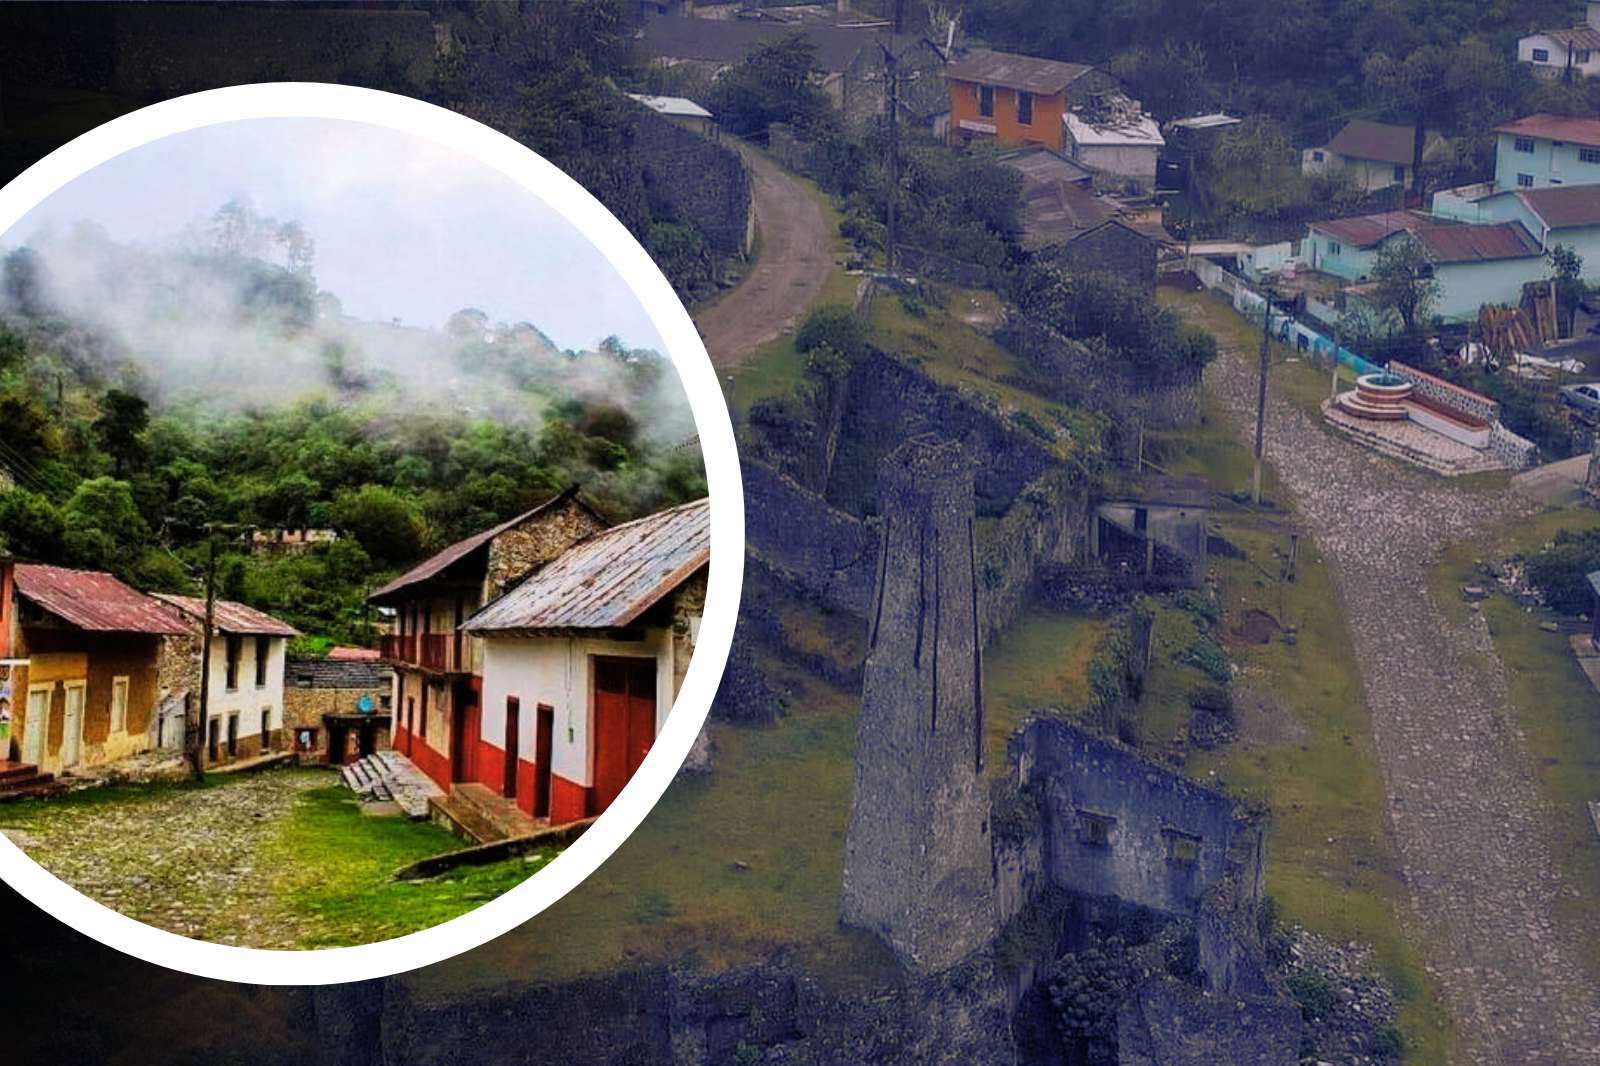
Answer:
[
  {"left": 477, "top": 627, "right": 676, "bottom": 788},
  {"left": 1520, "top": 33, "right": 1600, "bottom": 79},
  {"left": 205, "top": 634, "right": 288, "bottom": 742}
]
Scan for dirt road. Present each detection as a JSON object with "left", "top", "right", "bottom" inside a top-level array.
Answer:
[
  {"left": 693, "top": 146, "right": 836, "bottom": 368},
  {"left": 1194, "top": 304, "right": 1600, "bottom": 1064}
]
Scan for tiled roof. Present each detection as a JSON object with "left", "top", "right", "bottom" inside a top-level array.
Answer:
[
  {"left": 1518, "top": 183, "right": 1600, "bottom": 229},
  {"left": 153, "top": 594, "right": 299, "bottom": 638},
  {"left": 1494, "top": 113, "right": 1600, "bottom": 148},
  {"left": 1002, "top": 149, "right": 1120, "bottom": 249},
  {"left": 1309, "top": 212, "right": 1413, "bottom": 248},
  {"left": 286, "top": 657, "right": 392, "bottom": 691},
  {"left": 946, "top": 48, "right": 1094, "bottom": 95},
  {"left": 1326, "top": 119, "right": 1441, "bottom": 166},
  {"left": 369, "top": 486, "right": 601, "bottom": 604},
  {"left": 12, "top": 564, "right": 189, "bottom": 635},
  {"left": 462, "top": 498, "right": 709, "bottom": 634},
  {"left": 327, "top": 645, "right": 381, "bottom": 661},
  {"left": 635, "top": 13, "right": 893, "bottom": 73}
]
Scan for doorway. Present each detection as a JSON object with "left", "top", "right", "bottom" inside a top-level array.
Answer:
[
  {"left": 451, "top": 691, "right": 480, "bottom": 783},
  {"left": 22, "top": 685, "right": 50, "bottom": 765},
  {"left": 503, "top": 696, "right": 520, "bottom": 798},
  {"left": 534, "top": 704, "right": 554, "bottom": 820},
  {"left": 592, "top": 657, "right": 657, "bottom": 815},
  {"left": 60, "top": 681, "right": 85, "bottom": 770}
]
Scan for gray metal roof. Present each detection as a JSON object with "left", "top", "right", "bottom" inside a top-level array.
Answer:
[
  {"left": 946, "top": 48, "right": 1093, "bottom": 95},
  {"left": 152, "top": 594, "right": 300, "bottom": 637},
  {"left": 462, "top": 498, "right": 709, "bottom": 634}
]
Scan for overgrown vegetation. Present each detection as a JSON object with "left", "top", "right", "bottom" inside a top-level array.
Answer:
[{"left": 0, "top": 209, "right": 703, "bottom": 644}]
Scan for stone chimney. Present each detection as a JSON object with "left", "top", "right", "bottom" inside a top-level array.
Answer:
[{"left": 840, "top": 436, "right": 996, "bottom": 974}]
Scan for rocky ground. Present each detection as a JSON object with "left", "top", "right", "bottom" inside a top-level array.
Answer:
[
  {"left": 0, "top": 767, "right": 331, "bottom": 947},
  {"left": 1195, "top": 311, "right": 1600, "bottom": 1064}
]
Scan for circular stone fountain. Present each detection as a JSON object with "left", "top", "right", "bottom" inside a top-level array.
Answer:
[{"left": 1338, "top": 372, "right": 1414, "bottom": 420}]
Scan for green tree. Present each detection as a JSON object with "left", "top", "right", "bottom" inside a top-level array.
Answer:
[
  {"left": 93, "top": 389, "right": 150, "bottom": 478},
  {"left": 1548, "top": 243, "right": 1586, "bottom": 338},
  {"left": 1370, "top": 234, "right": 1440, "bottom": 338},
  {"left": 0, "top": 489, "right": 66, "bottom": 560},
  {"left": 331, "top": 484, "right": 422, "bottom": 564},
  {"left": 708, "top": 32, "right": 832, "bottom": 137}
]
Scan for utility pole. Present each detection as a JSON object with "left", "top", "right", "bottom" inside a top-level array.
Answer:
[
  {"left": 188, "top": 534, "right": 217, "bottom": 783},
  {"left": 1330, "top": 320, "right": 1343, "bottom": 401},
  {"left": 1253, "top": 286, "right": 1273, "bottom": 506},
  {"left": 881, "top": 0, "right": 904, "bottom": 272}
]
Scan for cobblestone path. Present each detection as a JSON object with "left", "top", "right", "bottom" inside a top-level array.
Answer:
[
  {"left": 0, "top": 768, "right": 331, "bottom": 948},
  {"left": 1198, "top": 317, "right": 1600, "bottom": 1063}
]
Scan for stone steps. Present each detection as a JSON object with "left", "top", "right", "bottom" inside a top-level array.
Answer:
[
  {"left": 1322, "top": 402, "right": 1506, "bottom": 477},
  {"left": 430, "top": 783, "right": 539, "bottom": 845},
  {"left": 0, "top": 761, "right": 66, "bottom": 803},
  {"left": 339, "top": 751, "right": 440, "bottom": 819}
]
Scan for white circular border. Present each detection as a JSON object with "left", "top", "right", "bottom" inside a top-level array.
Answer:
[{"left": 0, "top": 83, "right": 744, "bottom": 985}]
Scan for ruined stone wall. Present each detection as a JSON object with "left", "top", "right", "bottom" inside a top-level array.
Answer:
[
  {"left": 829, "top": 351, "right": 1057, "bottom": 518},
  {"left": 1017, "top": 719, "right": 1263, "bottom": 917},
  {"left": 841, "top": 438, "right": 997, "bottom": 974},
  {"left": 483, "top": 500, "right": 608, "bottom": 600},
  {"left": 975, "top": 468, "right": 1088, "bottom": 646},
  {"left": 744, "top": 459, "right": 879, "bottom": 619}
]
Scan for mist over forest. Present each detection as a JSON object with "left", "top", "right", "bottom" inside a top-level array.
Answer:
[{"left": 0, "top": 201, "right": 706, "bottom": 646}]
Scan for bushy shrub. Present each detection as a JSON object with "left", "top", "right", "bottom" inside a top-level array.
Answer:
[
  {"left": 1184, "top": 636, "right": 1232, "bottom": 683},
  {"left": 1526, "top": 528, "right": 1600, "bottom": 614},
  {"left": 1287, "top": 972, "right": 1338, "bottom": 1021}
]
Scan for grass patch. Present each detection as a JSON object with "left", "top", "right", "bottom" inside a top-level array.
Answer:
[
  {"left": 1429, "top": 507, "right": 1600, "bottom": 980},
  {"left": 982, "top": 606, "right": 1107, "bottom": 773},
  {"left": 410, "top": 658, "right": 897, "bottom": 998},
  {"left": 264, "top": 785, "right": 554, "bottom": 948}
]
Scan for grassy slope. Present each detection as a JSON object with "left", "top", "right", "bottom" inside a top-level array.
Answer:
[
  {"left": 1144, "top": 290, "right": 1455, "bottom": 1064},
  {"left": 264, "top": 786, "right": 558, "bottom": 948},
  {"left": 1428, "top": 507, "right": 1600, "bottom": 979},
  {"left": 983, "top": 607, "right": 1107, "bottom": 773}
]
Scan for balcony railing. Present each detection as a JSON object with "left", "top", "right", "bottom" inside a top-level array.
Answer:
[{"left": 379, "top": 633, "right": 463, "bottom": 673}]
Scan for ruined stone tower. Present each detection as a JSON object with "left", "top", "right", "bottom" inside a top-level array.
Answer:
[{"left": 841, "top": 435, "right": 996, "bottom": 973}]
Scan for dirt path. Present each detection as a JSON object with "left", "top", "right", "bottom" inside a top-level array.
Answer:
[
  {"left": 1193, "top": 307, "right": 1600, "bottom": 1063},
  {"left": 692, "top": 145, "right": 835, "bottom": 368},
  {"left": 0, "top": 768, "right": 329, "bottom": 948}
]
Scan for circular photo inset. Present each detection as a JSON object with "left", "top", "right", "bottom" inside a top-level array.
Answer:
[{"left": 0, "top": 84, "right": 742, "bottom": 984}]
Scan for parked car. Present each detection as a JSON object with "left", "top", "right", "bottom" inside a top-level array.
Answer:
[{"left": 1560, "top": 381, "right": 1600, "bottom": 419}]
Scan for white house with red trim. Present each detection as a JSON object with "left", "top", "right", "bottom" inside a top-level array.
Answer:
[{"left": 460, "top": 498, "right": 708, "bottom": 825}]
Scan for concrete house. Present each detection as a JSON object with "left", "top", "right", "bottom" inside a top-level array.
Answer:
[
  {"left": 1433, "top": 183, "right": 1600, "bottom": 284},
  {"left": 461, "top": 497, "right": 708, "bottom": 825},
  {"left": 154, "top": 594, "right": 298, "bottom": 766},
  {"left": 369, "top": 486, "right": 608, "bottom": 792},
  {"left": 1488, "top": 113, "right": 1600, "bottom": 192},
  {"left": 1063, "top": 94, "right": 1166, "bottom": 192},
  {"left": 1519, "top": 4, "right": 1600, "bottom": 79},
  {"left": 0, "top": 560, "right": 188, "bottom": 777},
  {"left": 1303, "top": 209, "right": 1545, "bottom": 323},
  {"left": 1301, "top": 119, "right": 1450, "bottom": 193},
  {"left": 945, "top": 48, "right": 1117, "bottom": 154}
]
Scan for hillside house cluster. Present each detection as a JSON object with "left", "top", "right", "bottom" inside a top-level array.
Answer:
[{"left": 372, "top": 489, "right": 708, "bottom": 826}]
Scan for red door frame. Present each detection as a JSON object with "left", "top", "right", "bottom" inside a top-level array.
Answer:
[
  {"left": 534, "top": 703, "right": 554, "bottom": 819},
  {"left": 503, "top": 696, "right": 520, "bottom": 798},
  {"left": 591, "top": 656, "right": 657, "bottom": 815}
]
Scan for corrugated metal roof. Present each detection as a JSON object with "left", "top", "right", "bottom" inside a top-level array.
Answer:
[
  {"left": 635, "top": 13, "right": 889, "bottom": 73},
  {"left": 1326, "top": 119, "right": 1442, "bottom": 166},
  {"left": 1064, "top": 110, "right": 1165, "bottom": 147},
  {"left": 1003, "top": 150, "right": 1120, "bottom": 249},
  {"left": 946, "top": 48, "right": 1093, "bottom": 95},
  {"left": 462, "top": 498, "right": 709, "bottom": 634},
  {"left": 1544, "top": 26, "right": 1600, "bottom": 52},
  {"left": 1311, "top": 210, "right": 1542, "bottom": 263},
  {"left": 1494, "top": 113, "right": 1600, "bottom": 148},
  {"left": 1518, "top": 184, "right": 1600, "bottom": 229},
  {"left": 152, "top": 594, "right": 300, "bottom": 638},
  {"left": 369, "top": 486, "right": 597, "bottom": 604},
  {"left": 12, "top": 564, "right": 190, "bottom": 635},
  {"left": 627, "top": 93, "right": 713, "bottom": 119}
]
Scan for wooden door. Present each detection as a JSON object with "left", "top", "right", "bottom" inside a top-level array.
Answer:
[
  {"left": 534, "top": 704, "right": 554, "bottom": 820},
  {"left": 60, "top": 682, "right": 85, "bottom": 770},
  {"left": 503, "top": 697, "right": 520, "bottom": 798},
  {"left": 592, "top": 657, "right": 657, "bottom": 814},
  {"left": 22, "top": 686, "right": 49, "bottom": 765},
  {"left": 451, "top": 692, "right": 480, "bottom": 783}
]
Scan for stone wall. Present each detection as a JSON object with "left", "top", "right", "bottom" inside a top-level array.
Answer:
[
  {"left": 1016, "top": 719, "right": 1263, "bottom": 917},
  {"left": 744, "top": 459, "right": 879, "bottom": 619},
  {"left": 632, "top": 107, "right": 753, "bottom": 261},
  {"left": 974, "top": 469, "right": 1089, "bottom": 647},
  {"left": 842, "top": 438, "right": 997, "bottom": 974},
  {"left": 1489, "top": 420, "right": 1540, "bottom": 469},
  {"left": 483, "top": 498, "right": 608, "bottom": 600},
  {"left": 1045, "top": 222, "right": 1157, "bottom": 293},
  {"left": 1387, "top": 360, "right": 1500, "bottom": 424}
]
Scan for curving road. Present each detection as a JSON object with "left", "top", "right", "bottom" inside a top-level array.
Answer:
[
  {"left": 692, "top": 145, "right": 836, "bottom": 368},
  {"left": 1191, "top": 303, "right": 1600, "bottom": 1065}
]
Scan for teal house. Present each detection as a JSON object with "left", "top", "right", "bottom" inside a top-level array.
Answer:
[
  {"left": 1303, "top": 210, "right": 1545, "bottom": 323},
  {"left": 1489, "top": 114, "right": 1600, "bottom": 191},
  {"left": 1432, "top": 184, "right": 1600, "bottom": 284}
]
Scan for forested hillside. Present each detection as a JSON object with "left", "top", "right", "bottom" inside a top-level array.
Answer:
[{"left": 0, "top": 203, "right": 704, "bottom": 648}]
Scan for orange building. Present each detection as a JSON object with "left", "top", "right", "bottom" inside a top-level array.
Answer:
[{"left": 945, "top": 48, "right": 1113, "bottom": 153}]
